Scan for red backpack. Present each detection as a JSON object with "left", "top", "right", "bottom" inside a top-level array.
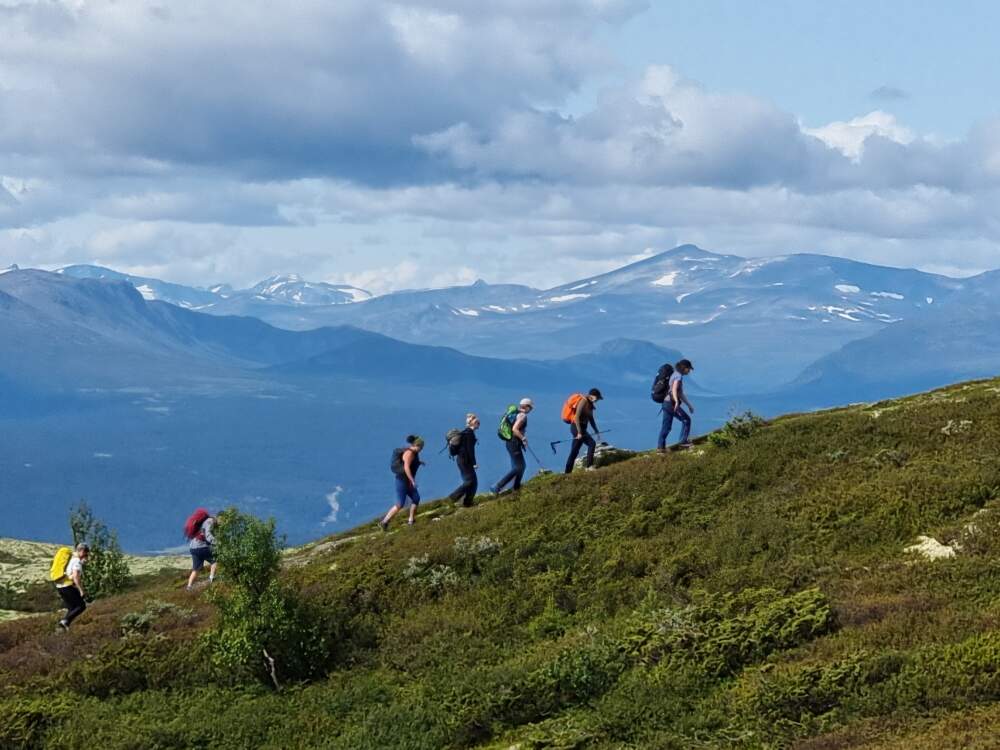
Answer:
[{"left": 184, "top": 508, "right": 210, "bottom": 540}]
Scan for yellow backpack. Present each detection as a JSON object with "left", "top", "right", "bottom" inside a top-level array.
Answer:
[{"left": 49, "top": 546, "right": 73, "bottom": 584}]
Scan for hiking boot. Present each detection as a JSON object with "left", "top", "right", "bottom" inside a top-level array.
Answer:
[
  {"left": 678, "top": 441, "right": 694, "bottom": 450},
  {"left": 489, "top": 485, "right": 500, "bottom": 497},
  {"left": 56, "top": 620, "right": 69, "bottom": 633},
  {"left": 407, "top": 519, "right": 415, "bottom": 526},
  {"left": 379, "top": 519, "right": 389, "bottom": 532}
]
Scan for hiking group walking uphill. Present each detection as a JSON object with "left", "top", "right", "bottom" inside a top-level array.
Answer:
[{"left": 39, "top": 360, "right": 696, "bottom": 632}]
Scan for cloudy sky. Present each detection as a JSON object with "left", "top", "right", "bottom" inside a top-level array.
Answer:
[{"left": 2, "top": 0, "right": 999, "bottom": 293}]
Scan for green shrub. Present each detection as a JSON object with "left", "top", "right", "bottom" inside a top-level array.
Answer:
[
  {"left": 708, "top": 411, "right": 766, "bottom": 448},
  {"left": 0, "top": 694, "right": 75, "bottom": 749},
  {"left": 625, "top": 588, "right": 837, "bottom": 678},
  {"left": 120, "top": 600, "right": 194, "bottom": 638},
  {"left": 69, "top": 501, "right": 132, "bottom": 599},
  {"left": 206, "top": 508, "right": 331, "bottom": 688}
]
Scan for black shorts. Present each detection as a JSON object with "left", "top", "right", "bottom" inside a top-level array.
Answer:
[{"left": 190, "top": 546, "right": 215, "bottom": 570}]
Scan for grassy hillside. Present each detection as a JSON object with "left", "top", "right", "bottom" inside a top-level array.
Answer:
[
  {"left": 0, "top": 539, "right": 188, "bottom": 623},
  {"left": 4, "top": 378, "right": 1000, "bottom": 748}
]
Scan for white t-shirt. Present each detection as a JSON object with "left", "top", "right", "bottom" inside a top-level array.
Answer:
[{"left": 56, "top": 556, "right": 83, "bottom": 588}]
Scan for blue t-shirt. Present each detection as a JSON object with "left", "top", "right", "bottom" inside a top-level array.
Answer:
[{"left": 668, "top": 371, "right": 684, "bottom": 403}]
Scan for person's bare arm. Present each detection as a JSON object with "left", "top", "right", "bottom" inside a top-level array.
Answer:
[
  {"left": 403, "top": 450, "right": 418, "bottom": 486},
  {"left": 71, "top": 566, "right": 85, "bottom": 597},
  {"left": 672, "top": 379, "right": 694, "bottom": 413},
  {"left": 513, "top": 414, "right": 527, "bottom": 444}
]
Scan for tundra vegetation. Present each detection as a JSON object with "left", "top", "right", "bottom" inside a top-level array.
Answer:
[{"left": 3, "top": 379, "right": 1000, "bottom": 748}]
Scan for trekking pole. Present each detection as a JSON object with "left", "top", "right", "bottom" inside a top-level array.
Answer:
[
  {"left": 550, "top": 428, "right": 614, "bottom": 454},
  {"left": 526, "top": 444, "right": 544, "bottom": 465}
]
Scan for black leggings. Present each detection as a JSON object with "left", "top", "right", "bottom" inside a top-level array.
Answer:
[
  {"left": 57, "top": 585, "right": 86, "bottom": 626},
  {"left": 449, "top": 457, "right": 478, "bottom": 506},
  {"left": 495, "top": 439, "right": 526, "bottom": 491},
  {"left": 565, "top": 424, "right": 596, "bottom": 473}
]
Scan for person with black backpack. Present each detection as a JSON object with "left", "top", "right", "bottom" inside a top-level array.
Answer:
[
  {"left": 657, "top": 359, "right": 695, "bottom": 451},
  {"left": 448, "top": 413, "right": 480, "bottom": 507},
  {"left": 380, "top": 435, "right": 425, "bottom": 530},
  {"left": 491, "top": 398, "right": 532, "bottom": 496}
]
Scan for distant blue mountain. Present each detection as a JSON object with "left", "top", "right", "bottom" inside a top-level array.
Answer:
[
  {"left": 0, "top": 270, "right": 696, "bottom": 549},
  {"left": 58, "top": 245, "right": 970, "bottom": 391}
]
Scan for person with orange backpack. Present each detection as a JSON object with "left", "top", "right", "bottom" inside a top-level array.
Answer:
[
  {"left": 52, "top": 543, "right": 89, "bottom": 631},
  {"left": 184, "top": 508, "right": 217, "bottom": 591},
  {"left": 563, "top": 388, "right": 603, "bottom": 474}
]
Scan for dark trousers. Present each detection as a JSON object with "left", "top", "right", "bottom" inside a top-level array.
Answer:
[
  {"left": 449, "top": 457, "right": 478, "bottom": 506},
  {"left": 565, "top": 424, "right": 596, "bottom": 473},
  {"left": 56, "top": 585, "right": 86, "bottom": 626},
  {"left": 658, "top": 403, "right": 692, "bottom": 448},
  {"left": 495, "top": 438, "right": 526, "bottom": 491}
]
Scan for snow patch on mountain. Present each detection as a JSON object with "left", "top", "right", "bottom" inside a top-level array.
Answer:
[
  {"left": 652, "top": 271, "right": 679, "bottom": 286},
  {"left": 547, "top": 294, "right": 590, "bottom": 303},
  {"left": 135, "top": 284, "right": 156, "bottom": 300},
  {"left": 871, "top": 291, "right": 904, "bottom": 300}
]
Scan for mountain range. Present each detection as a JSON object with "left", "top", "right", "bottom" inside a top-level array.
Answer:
[
  {"left": 5, "top": 245, "right": 1000, "bottom": 548},
  {"left": 57, "top": 245, "right": 977, "bottom": 392},
  {"left": 0, "top": 268, "right": 694, "bottom": 549}
]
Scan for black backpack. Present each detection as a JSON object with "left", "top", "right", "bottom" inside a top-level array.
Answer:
[
  {"left": 445, "top": 429, "right": 463, "bottom": 457},
  {"left": 390, "top": 447, "right": 406, "bottom": 476},
  {"left": 651, "top": 363, "right": 675, "bottom": 403}
]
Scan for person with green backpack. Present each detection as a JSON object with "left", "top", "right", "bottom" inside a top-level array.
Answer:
[
  {"left": 491, "top": 398, "right": 533, "bottom": 496},
  {"left": 51, "top": 543, "right": 89, "bottom": 631}
]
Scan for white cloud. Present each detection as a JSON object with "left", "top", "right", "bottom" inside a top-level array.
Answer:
[
  {"left": 2, "top": 4, "right": 1000, "bottom": 287},
  {"left": 803, "top": 111, "right": 915, "bottom": 161}
]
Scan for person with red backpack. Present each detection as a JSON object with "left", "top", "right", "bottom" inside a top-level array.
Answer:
[
  {"left": 184, "top": 508, "right": 217, "bottom": 591},
  {"left": 563, "top": 388, "right": 603, "bottom": 474}
]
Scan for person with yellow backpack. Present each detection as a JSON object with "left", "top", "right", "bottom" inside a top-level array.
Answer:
[
  {"left": 562, "top": 388, "right": 603, "bottom": 474},
  {"left": 50, "top": 543, "right": 89, "bottom": 631}
]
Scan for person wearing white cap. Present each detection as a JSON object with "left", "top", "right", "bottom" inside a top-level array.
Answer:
[{"left": 492, "top": 398, "right": 533, "bottom": 495}]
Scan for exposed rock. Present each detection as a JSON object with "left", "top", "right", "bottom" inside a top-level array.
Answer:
[
  {"left": 905, "top": 535, "right": 957, "bottom": 560},
  {"left": 574, "top": 442, "right": 637, "bottom": 470},
  {"left": 941, "top": 419, "right": 973, "bottom": 436}
]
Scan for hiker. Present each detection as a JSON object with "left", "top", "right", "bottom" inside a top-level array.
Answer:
[
  {"left": 380, "top": 435, "right": 425, "bottom": 529},
  {"left": 564, "top": 389, "right": 603, "bottom": 473},
  {"left": 54, "top": 543, "right": 89, "bottom": 631},
  {"left": 658, "top": 359, "right": 694, "bottom": 450},
  {"left": 492, "top": 398, "right": 533, "bottom": 495},
  {"left": 448, "top": 413, "right": 480, "bottom": 507},
  {"left": 185, "top": 508, "right": 217, "bottom": 590}
]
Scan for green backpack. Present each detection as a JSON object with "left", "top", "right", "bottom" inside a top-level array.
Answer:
[{"left": 497, "top": 404, "right": 518, "bottom": 441}]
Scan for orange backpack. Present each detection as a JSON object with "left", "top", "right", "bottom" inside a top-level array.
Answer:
[{"left": 561, "top": 393, "right": 585, "bottom": 423}]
